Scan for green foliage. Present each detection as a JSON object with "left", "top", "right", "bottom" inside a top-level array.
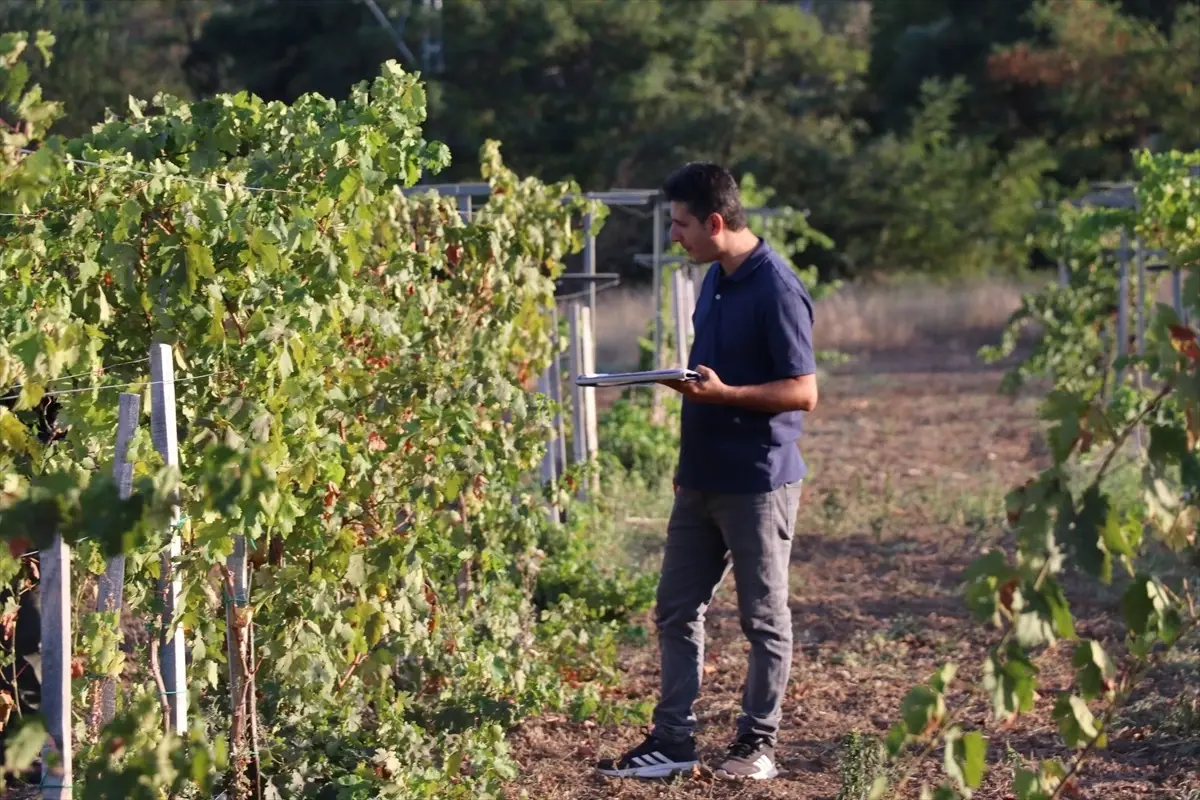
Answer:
[
  {"left": 187, "top": 0, "right": 867, "bottom": 192},
  {"left": 75, "top": 693, "right": 228, "bottom": 800},
  {"left": 0, "top": 0, "right": 206, "bottom": 139},
  {"left": 866, "top": 0, "right": 1038, "bottom": 136},
  {"left": 825, "top": 76, "right": 1057, "bottom": 277},
  {"left": 738, "top": 173, "right": 840, "bottom": 302},
  {"left": 1, "top": 0, "right": 1194, "bottom": 288},
  {"left": 989, "top": 0, "right": 1200, "bottom": 181},
  {"left": 0, "top": 28, "right": 64, "bottom": 211},
  {"left": 596, "top": 394, "right": 679, "bottom": 490},
  {"left": 836, "top": 729, "right": 887, "bottom": 800},
  {"left": 979, "top": 200, "right": 1131, "bottom": 397},
  {"left": 877, "top": 147, "right": 1200, "bottom": 798},
  {"left": 534, "top": 473, "right": 658, "bottom": 624},
  {"left": 0, "top": 44, "right": 650, "bottom": 797}
]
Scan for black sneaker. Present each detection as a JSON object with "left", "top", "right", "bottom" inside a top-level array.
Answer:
[
  {"left": 714, "top": 734, "right": 777, "bottom": 780},
  {"left": 595, "top": 733, "right": 699, "bottom": 779}
]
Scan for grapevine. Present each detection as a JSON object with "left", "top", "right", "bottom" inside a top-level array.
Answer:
[
  {"left": 875, "top": 149, "right": 1200, "bottom": 799},
  {"left": 0, "top": 31, "right": 642, "bottom": 798}
]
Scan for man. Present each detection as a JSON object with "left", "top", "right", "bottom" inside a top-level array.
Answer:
[{"left": 595, "top": 163, "right": 817, "bottom": 782}]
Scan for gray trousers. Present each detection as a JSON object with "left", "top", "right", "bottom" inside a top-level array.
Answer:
[{"left": 650, "top": 480, "right": 801, "bottom": 747}]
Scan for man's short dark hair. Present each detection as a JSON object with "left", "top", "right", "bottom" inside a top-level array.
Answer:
[{"left": 661, "top": 162, "right": 747, "bottom": 231}]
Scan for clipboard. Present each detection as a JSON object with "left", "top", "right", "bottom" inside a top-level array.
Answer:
[{"left": 575, "top": 368, "right": 701, "bottom": 387}]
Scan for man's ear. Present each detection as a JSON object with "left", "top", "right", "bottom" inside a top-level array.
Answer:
[{"left": 706, "top": 213, "right": 724, "bottom": 236}]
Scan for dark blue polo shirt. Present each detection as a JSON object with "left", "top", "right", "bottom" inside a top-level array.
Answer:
[{"left": 676, "top": 238, "right": 816, "bottom": 494}]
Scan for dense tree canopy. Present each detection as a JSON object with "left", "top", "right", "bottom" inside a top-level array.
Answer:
[
  {"left": 185, "top": 0, "right": 867, "bottom": 192},
  {"left": 3, "top": 0, "right": 1198, "bottom": 278}
]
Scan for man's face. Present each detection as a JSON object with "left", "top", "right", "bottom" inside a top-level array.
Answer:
[{"left": 669, "top": 201, "right": 721, "bottom": 263}]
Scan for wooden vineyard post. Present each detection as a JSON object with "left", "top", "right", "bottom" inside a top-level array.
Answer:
[
  {"left": 224, "top": 536, "right": 250, "bottom": 717},
  {"left": 537, "top": 368, "right": 559, "bottom": 521},
  {"left": 568, "top": 301, "right": 586, "bottom": 482},
  {"left": 584, "top": 211, "right": 597, "bottom": 322},
  {"left": 580, "top": 305, "right": 600, "bottom": 494},
  {"left": 39, "top": 533, "right": 72, "bottom": 798},
  {"left": 651, "top": 196, "right": 665, "bottom": 421},
  {"left": 1115, "top": 230, "right": 1129, "bottom": 392},
  {"left": 567, "top": 301, "right": 598, "bottom": 497},
  {"left": 92, "top": 392, "right": 141, "bottom": 731},
  {"left": 1134, "top": 238, "right": 1148, "bottom": 454},
  {"left": 1173, "top": 269, "right": 1185, "bottom": 323},
  {"left": 150, "top": 343, "right": 187, "bottom": 733},
  {"left": 224, "top": 532, "right": 257, "bottom": 797},
  {"left": 537, "top": 367, "right": 558, "bottom": 488},
  {"left": 537, "top": 310, "right": 560, "bottom": 499},
  {"left": 683, "top": 267, "right": 697, "bottom": 342},
  {"left": 671, "top": 268, "right": 690, "bottom": 369},
  {"left": 1135, "top": 239, "right": 1146, "bottom": 358},
  {"left": 568, "top": 301, "right": 585, "bottom": 469},
  {"left": 549, "top": 304, "right": 567, "bottom": 473}
]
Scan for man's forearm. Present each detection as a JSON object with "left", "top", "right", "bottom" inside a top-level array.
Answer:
[{"left": 717, "top": 376, "right": 817, "bottom": 413}]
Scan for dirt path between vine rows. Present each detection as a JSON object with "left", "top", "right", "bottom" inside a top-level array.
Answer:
[{"left": 506, "top": 343, "right": 1200, "bottom": 800}]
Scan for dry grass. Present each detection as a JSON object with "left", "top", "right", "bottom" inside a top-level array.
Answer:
[
  {"left": 813, "top": 276, "right": 1038, "bottom": 354},
  {"left": 592, "top": 275, "right": 1044, "bottom": 373},
  {"left": 593, "top": 286, "right": 657, "bottom": 372}
]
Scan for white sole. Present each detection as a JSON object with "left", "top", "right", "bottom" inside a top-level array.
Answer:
[
  {"left": 596, "top": 760, "right": 698, "bottom": 779},
  {"left": 715, "top": 764, "right": 778, "bottom": 781}
]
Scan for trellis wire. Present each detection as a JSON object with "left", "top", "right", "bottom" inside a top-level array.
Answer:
[{"left": 4, "top": 356, "right": 150, "bottom": 392}]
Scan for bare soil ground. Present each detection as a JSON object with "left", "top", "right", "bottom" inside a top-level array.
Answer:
[{"left": 505, "top": 340, "right": 1200, "bottom": 800}]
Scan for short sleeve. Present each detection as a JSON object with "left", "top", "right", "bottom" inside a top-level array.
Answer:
[{"left": 764, "top": 285, "right": 816, "bottom": 378}]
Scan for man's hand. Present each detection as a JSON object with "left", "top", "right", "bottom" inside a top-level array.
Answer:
[
  {"left": 659, "top": 365, "right": 818, "bottom": 413},
  {"left": 660, "top": 365, "right": 729, "bottom": 404}
]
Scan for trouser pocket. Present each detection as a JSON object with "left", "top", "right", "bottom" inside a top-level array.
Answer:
[{"left": 771, "top": 480, "right": 802, "bottom": 540}]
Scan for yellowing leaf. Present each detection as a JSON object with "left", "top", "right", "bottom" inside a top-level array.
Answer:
[
  {"left": 97, "top": 286, "right": 112, "bottom": 323},
  {"left": 0, "top": 409, "right": 35, "bottom": 457},
  {"left": 186, "top": 242, "right": 216, "bottom": 279}
]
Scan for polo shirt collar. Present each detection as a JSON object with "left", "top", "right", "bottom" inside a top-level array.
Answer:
[{"left": 716, "top": 236, "right": 769, "bottom": 283}]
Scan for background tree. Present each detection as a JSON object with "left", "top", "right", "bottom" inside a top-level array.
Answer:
[
  {"left": 3, "top": 0, "right": 1198, "bottom": 280},
  {"left": 988, "top": 0, "right": 1200, "bottom": 182},
  {"left": 865, "top": 0, "right": 1038, "bottom": 140},
  {"left": 0, "top": 0, "right": 219, "bottom": 138}
]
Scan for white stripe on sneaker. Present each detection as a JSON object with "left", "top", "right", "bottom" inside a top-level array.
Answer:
[{"left": 597, "top": 750, "right": 698, "bottom": 779}]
